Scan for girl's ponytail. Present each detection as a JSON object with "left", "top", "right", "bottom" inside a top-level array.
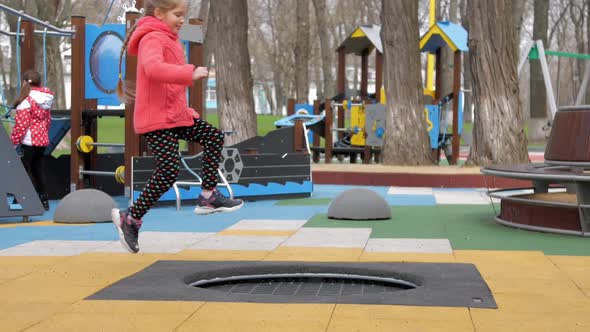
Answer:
[{"left": 116, "top": 22, "right": 140, "bottom": 103}]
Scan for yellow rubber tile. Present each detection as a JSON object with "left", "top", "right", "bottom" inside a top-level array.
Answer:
[
  {"left": 470, "top": 308, "right": 590, "bottom": 331},
  {"left": 454, "top": 250, "right": 563, "bottom": 280},
  {"left": 176, "top": 302, "right": 335, "bottom": 332},
  {"left": 24, "top": 312, "right": 193, "bottom": 332},
  {"left": 360, "top": 252, "right": 456, "bottom": 263},
  {"left": 548, "top": 255, "right": 590, "bottom": 267},
  {"left": 264, "top": 247, "right": 363, "bottom": 262},
  {"left": 66, "top": 300, "right": 204, "bottom": 314},
  {"left": 0, "top": 256, "right": 68, "bottom": 280},
  {"left": 491, "top": 293, "right": 590, "bottom": 314},
  {"left": 0, "top": 302, "right": 71, "bottom": 332},
  {"left": 548, "top": 256, "right": 590, "bottom": 289},
  {"left": 218, "top": 229, "right": 297, "bottom": 237},
  {"left": 175, "top": 249, "right": 270, "bottom": 260},
  {"left": 327, "top": 305, "right": 473, "bottom": 332},
  {"left": 485, "top": 277, "right": 586, "bottom": 299},
  {"left": 0, "top": 279, "right": 101, "bottom": 303},
  {"left": 14, "top": 257, "right": 156, "bottom": 287}
]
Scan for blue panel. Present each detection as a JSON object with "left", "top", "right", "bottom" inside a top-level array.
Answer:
[
  {"left": 44, "top": 117, "right": 71, "bottom": 155},
  {"left": 85, "top": 24, "right": 126, "bottom": 106},
  {"left": 134, "top": 181, "right": 314, "bottom": 202},
  {"left": 438, "top": 21, "right": 469, "bottom": 52},
  {"left": 425, "top": 104, "right": 440, "bottom": 148}
]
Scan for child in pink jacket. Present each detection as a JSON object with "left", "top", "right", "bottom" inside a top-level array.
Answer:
[
  {"left": 112, "top": 0, "right": 243, "bottom": 253},
  {"left": 10, "top": 70, "right": 53, "bottom": 211}
]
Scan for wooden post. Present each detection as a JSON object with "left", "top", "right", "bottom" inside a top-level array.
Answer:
[
  {"left": 375, "top": 52, "right": 383, "bottom": 103},
  {"left": 451, "top": 51, "right": 462, "bottom": 165},
  {"left": 85, "top": 99, "right": 98, "bottom": 188},
  {"left": 20, "top": 20, "right": 35, "bottom": 73},
  {"left": 324, "top": 99, "right": 333, "bottom": 163},
  {"left": 188, "top": 18, "right": 204, "bottom": 155},
  {"left": 312, "top": 100, "right": 320, "bottom": 162},
  {"left": 70, "top": 16, "right": 86, "bottom": 192},
  {"left": 287, "top": 98, "right": 295, "bottom": 116},
  {"left": 293, "top": 119, "right": 305, "bottom": 153},
  {"left": 360, "top": 50, "right": 368, "bottom": 100},
  {"left": 124, "top": 10, "right": 142, "bottom": 196}
]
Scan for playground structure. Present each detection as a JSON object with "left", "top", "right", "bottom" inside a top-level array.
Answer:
[
  {"left": 1, "top": 1, "right": 312, "bottom": 220},
  {"left": 280, "top": 21, "right": 468, "bottom": 165},
  {"left": 482, "top": 106, "right": 590, "bottom": 236}
]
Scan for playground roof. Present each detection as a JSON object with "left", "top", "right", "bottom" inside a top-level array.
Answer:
[
  {"left": 337, "top": 25, "right": 382, "bottom": 55},
  {"left": 420, "top": 21, "right": 468, "bottom": 54}
]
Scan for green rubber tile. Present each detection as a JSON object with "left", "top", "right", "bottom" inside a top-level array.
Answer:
[
  {"left": 304, "top": 205, "right": 590, "bottom": 256},
  {"left": 274, "top": 198, "right": 333, "bottom": 206}
]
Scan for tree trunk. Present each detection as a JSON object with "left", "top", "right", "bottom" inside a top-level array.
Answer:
[
  {"left": 209, "top": 0, "right": 257, "bottom": 145},
  {"left": 436, "top": 0, "right": 455, "bottom": 99},
  {"left": 460, "top": 0, "right": 473, "bottom": 123},
  {"left": 466, "top": 0, "right": 528, "bottom": 166},
  {"left": 294, "top": 1, "right": 310, "bottom": 103},
  {"left": 529, "top": 0, "right": 549, "bottom": 142},
  {"left": 312, "top": 0, "right": 334, "bottom": 101},
  {"left": 380, "top": 1, "right": 432, "bottom": 166}
]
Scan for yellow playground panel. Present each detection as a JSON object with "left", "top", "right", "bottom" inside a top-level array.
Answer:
[{"left": 350, "top": 103, "right": 366, "bottom": 146}]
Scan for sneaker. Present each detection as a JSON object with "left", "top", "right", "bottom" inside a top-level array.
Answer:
[
  {"left": 41, "top": 200, "right": 49, "bottom": 211},
  {"left": 111, "top": 208, "right": 141, "bottom": 253},
  {"left": 194, "top": 190, "right": 244, "bottom": 215}
]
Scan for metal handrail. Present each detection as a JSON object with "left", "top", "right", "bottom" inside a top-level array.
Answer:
[{"left": 0, "top": 4, "right": 74, "bottom": 36}]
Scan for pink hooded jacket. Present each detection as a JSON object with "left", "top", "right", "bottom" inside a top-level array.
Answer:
[{"left": 127, "top": 16, "right": 197, "bottom": 134}]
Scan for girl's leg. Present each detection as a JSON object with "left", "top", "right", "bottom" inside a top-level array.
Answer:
[
  {"left": 128, "top": 129, "right": 181, "bottom": 220},
  {"left": 30, "top": 147, "right": 48, "bottom": 210},
  {"left": 177, "top": 119, "right": 243, "bottom": 214},
  {"left": 177, "top": 119, "right": 224, "bottom": 191}
]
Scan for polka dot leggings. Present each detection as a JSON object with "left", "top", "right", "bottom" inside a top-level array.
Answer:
[{"left": 128, "top": 119, "right": 224, "bottom": 220}]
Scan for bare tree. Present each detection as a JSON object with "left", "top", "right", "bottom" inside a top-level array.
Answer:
[
  {"left": 466, "top": 0, "right": 528, "bottom": 166},
  {"left": 312, "top": 0, "right": 334, "bottom": 100},
  {"left": 209, "top": 0, "right": 257, "bottom": 145},
  {"left": 529, "top": 0, "right": 550, "bottom": 142},
  {"left": 294, "top": 1, "right": 311, "bottom": 103},
  {"left": 380, "top": 1, "right": 432, "bottom": 165}
]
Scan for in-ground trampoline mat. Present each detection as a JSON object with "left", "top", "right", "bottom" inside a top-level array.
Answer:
[{"left": 87, "top": 261, "right": 497, "bottom": 309}]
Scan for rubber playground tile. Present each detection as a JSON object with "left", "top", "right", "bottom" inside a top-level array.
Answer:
[
  {"left": 0, "top": 278, "right": 101, "bottom": 303},
  {"left": 187, "top": 234, "right": 288, "bottom": 251},
  {"left": 433, "top": 189, "right": 491, "bottom": 204},
  {"left": 263, "top": 247, "right": 363, "bottom": 262},
  {"left": 226, "top": 219, "right": 308, "bottom": 230},
  {"left": 218, "top": 229, "right": 297, "bottom": 237},
  {"left": 485, "top": 277, "right": 585, "bottom": 299},
  {"left": 24, "top": 312, "right": 193, "bottom": 332},
  {"left": 175, "top": 302, "right": 335, "bottom": 332},
  {"left": 89, "top": 231, "right": 216, "bottom": 254},
  {"left": 326, "top": 305, "right": 473, "bottom": 332},
  {"left": 274, "top": 197, "right": 332, "bottom": 206},
  {"left": 470, "top": 308, "right": 590, "bottom": 332},
  {"left": 0, "top": 240, "right": 114, "bottom": 256},
  {"left": 384, "top": 194, "right": 437, "bottom": 206},
  {"left": 0, "top": 256, "right": 68, "bottom": 281},
  {"left": 387, "top": 186, "right": 434, "bottom": 195},
  {"left": 66, "top": 300, "right": 205, "bottom": 314},
  {"left": 175, "top": 249, "right": 270, "bottom": 261},
  {"left": 359, "top": 252, "right": 456, "bottom": 263},
  {"left": 0, "top": 302, "right": 72, "bottom": 332},
  {"left": 491, "top": 293, "right": 590, "bottom": 314},
  {"left": 364, "top": 238, "right": 452, "bottom": 253},
  {"left": 281, "top": 227, "right": 372, "bottom": 248}
]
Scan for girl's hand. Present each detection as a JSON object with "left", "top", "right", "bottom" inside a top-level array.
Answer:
[
  {"left": 189, "top": 108, "right": 200, "bottom": 119},
  {"left": 192, "top": 66, "right": 209, "bottom": 81}
]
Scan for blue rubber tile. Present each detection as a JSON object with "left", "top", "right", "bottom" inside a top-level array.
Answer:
[{"left": 385, "top": 195, "right": 436, "bottom": 206}]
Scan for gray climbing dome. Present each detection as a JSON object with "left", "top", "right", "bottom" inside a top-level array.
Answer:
[
  {"left": 328, "top": 188, "right": 391, "bottom": 220},
  {"left": 53, "top": 189, "right": 117, "bottom": 223}
]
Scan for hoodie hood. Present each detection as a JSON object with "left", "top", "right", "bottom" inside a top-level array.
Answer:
[
  {"left": 29, "top": 87, "right": 54, "bottom": 110},
  {"left": 128, "top": 16, "right": 178, "bottom": 56}
]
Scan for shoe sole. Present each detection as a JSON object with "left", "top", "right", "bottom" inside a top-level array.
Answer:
[
  {"left": 194, "top": 201, "right": 244, "bottom": 215},
  {"left": 111, "top": 208, "right": 137, "bottom": 254}
]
